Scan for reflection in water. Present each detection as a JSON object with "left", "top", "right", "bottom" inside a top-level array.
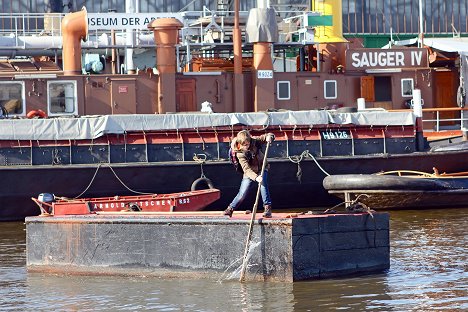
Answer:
[{"left": 1, "top": 208, "right": 467, "bottom": 311}]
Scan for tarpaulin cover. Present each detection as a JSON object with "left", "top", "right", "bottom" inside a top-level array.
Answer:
[{"left": 0, "top": 110, "right": 415, "bottom": 140}]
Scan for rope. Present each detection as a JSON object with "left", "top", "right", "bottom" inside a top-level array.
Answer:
[
  {"left": 52, "top": 148, "right": 61, "bottom": 165},
  {"left": 256, "top": 111, "right": 271, "bottom": 131},
  {"left": 193, "top": 153, "right": 207, "bottom": 178},
  {"left": 195, "top": 128, "right": 206, "bottom": 150},
  {"left": 288, "top": 150, "right": 331, "bottom": 179},
  {"left": 72, "top": 163, "right": 154, "bottom": 199},
  {"left": 106, "top": 165, "right": 154, "bottom": 195},
  {"left": 73, "top": 164, "right": 102, "bottom": 199}
]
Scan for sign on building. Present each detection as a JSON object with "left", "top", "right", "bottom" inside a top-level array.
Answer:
[
  {"left": 87, "top": 13, "right": 183, "bottom": 30},
  {"left": 346, "top": 48, "right": 429, "bottom": 71}
]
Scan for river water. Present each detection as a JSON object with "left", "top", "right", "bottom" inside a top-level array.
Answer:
[{"left": 1, "top": 209, "right": 467, "bottom": 311}]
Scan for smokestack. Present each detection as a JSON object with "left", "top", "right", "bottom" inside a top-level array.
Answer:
[
  {"left": 148, "top": 18, "right": 183, "bottom": 113},
  {"left": 61, "top": 7, "right": 88, "bottom": 75},
  {"left": 246, "top": 7, "right": 278, "bottom": 111}
]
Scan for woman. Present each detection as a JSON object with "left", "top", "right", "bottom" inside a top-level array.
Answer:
[{"left": 224, "top": 130, "right": 275, "bottom": 218}]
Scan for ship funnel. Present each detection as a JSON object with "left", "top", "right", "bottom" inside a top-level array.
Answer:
[
  {"left": 62, "top": 7, "right": 88, "bottom": 75},
  {"left": 312, "top": 0, "right": 347, "bottom": 43},
  {"left": 148, "top": 18, "right": 183, "bottom": 113}
]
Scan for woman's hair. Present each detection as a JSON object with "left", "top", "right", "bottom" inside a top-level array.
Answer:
[{"left": 236, "top": 130, "right": 251, "bottom": 144}]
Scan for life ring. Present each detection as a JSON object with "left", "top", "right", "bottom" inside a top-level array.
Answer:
[
  {"left": 191, "top": 177, "right": 215, "bottom": 191},
  {"left": 27, "top": 109, "right": 47, "bottom": 119}
]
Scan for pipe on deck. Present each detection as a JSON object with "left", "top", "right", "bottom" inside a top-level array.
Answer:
[{"left": 61, "top": 7, "right": 88, "bottom": 75}]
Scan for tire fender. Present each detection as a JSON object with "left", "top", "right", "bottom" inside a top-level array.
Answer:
[{"left": 191, "top": 177, "right": 215, "bottom": 191}]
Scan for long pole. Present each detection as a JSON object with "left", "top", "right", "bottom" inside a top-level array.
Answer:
[
  {"left": 419, "top": 0, "right": 424, "bottom": 48},
  {"left": 239, "top": 141, "right": 271, "bottom": 282}
]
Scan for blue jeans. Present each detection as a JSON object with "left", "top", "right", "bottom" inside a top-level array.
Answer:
[{"left": 229, "top": 171, "right": 272, "bottom": 210}]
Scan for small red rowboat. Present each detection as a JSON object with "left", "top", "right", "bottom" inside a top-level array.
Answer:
[{"left": 32, "top": 189, "right": 221, "bottom": 216}]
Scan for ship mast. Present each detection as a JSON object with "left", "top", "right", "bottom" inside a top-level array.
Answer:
[
  {"left": 232, "top": 0, "right": 244, "bottom": 111},
  {"left": 418, "top": 0, "right": 424, "bottom": 48}
]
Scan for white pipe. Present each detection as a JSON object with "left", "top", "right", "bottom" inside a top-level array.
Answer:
[
  {"left": 357, "top": 98, "right": 366, "bottom": 111},
  {"left": 125, "top": 0, "right": 138, "bottom": 73},
  {"left": 0, "top": 32, "right": 156, "bottom": 56},
  {"left": 257, "top": 0, "right": 269, "bottom": 9},
  {"left": 413, "top": 89, "right": 423, "bottom": 117}
]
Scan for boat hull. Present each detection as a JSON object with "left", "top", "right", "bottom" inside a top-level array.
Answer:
[
  {"left": 327, "top": 189, "right": 468, "bottom": 210},
  {"left": 323, "top": 172, "right": 468, "bottom": 209},
  {"left": 4, "top": 148, "right": 468, "bottom": 220}
]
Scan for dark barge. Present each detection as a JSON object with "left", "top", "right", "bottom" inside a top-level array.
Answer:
[
  {"left": 26, "top": 211, "right": 390, "bottom": 282},
  {"left": 4, "top": 110, "right": 468, "bottom": 220}
]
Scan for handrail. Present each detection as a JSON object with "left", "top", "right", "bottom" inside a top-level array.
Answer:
[
  {"left": 0, "top": 10, "right": 305, "bottom": 41},
  {"left": 390, "top": 107, "right": 468, "bottom": 132}
]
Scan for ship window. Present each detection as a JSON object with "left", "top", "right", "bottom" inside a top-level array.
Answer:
[
  {"left": 47, "top": 81, "right": 77, "bottom": 115},
  {"left": 324, "top": 80, "right": 337, "bottom": 99},
  {"left": 277, "top": 81, "right": 290, "bottom": 100},
  {"left": 0, "top": 82, "right": 25, "bottom": 116},
  {"left": 375, "top": 76, "right": 392, "bottom": 101},
  {"left": 401, "top": 78, "right": 414, "bottom": 97}
]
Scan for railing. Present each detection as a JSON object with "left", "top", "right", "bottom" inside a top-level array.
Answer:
[
  {"left": 391, "top": 107, "right": 468, "bottom": 133},
  {"left": 420, "top": 107, "right": 468, "bottom": 132},
  {"left": 0, "top": 10, "right": 308, "bottom": 49},
  {"left": 0, "top": 13, "right": 64, "bottom": 36}
]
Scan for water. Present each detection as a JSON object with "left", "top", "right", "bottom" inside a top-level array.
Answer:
[{"left": 1, "top": 209, "right": 467, "bottom": 311}]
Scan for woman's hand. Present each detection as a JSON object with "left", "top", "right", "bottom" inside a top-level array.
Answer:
[{"left": 266, "top": 133, "right": 275, "bottom": 143}]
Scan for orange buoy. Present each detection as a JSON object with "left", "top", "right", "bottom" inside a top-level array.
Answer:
[{"left": 27, "top": 109, "right": 47, "bottom": 119}]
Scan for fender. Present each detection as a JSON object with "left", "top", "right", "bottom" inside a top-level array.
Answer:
[{"left": 191, "top": 177, "right": 215, "bottom": 191}]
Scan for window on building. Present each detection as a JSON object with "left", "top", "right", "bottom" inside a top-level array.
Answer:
[
  {"left": 48, "top": 81, "right": 77, "bottom": 115},
  {"left": 401, "top": 78, "right": 414, "bottom": 97},
  {"left": 277, "top": 81, "right": 291, "bottom": 100},
  {"left": 0, "top": 82, "right": 25, "bottom": 116},
  {"left": 324, "top": 80, "right": 337, "bottom": 99}
]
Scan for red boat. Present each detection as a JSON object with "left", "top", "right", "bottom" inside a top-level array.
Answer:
[{"left": 32, "top": 189, "right": 221, "bottom": 216}]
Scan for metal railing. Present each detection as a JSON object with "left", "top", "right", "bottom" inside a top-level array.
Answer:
[
  {"left": 420, "top": 107, "right": 468, "bottom": 132},
  {"left": 0, "top": 10, "right": 309, "bottom": 48},
  {"left": 391, "top": 107, "right": 468, "bottom": 132}
]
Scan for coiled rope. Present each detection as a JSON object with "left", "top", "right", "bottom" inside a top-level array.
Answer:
[{"left": 288, "top": 150, "right": 330, "bottom": 182}]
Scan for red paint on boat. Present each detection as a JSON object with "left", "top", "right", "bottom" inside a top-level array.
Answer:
[{"left": 32, "top": 189, "right": 221, "bottom": 216}]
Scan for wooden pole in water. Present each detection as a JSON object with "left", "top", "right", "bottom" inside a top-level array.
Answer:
[{"left": 239, "top": 141, "right": 271, "bottom": 282}]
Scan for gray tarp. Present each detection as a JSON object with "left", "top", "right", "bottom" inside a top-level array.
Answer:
[
  {"left": 245, "top": 8, "right": 278, "bottom": 43},
  {"left": 0, "top": 110, "right": 416, "bottom": 140}
]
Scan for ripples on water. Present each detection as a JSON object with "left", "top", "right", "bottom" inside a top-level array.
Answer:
[{"left": 0, "top": 209, "right": 467, "bottom": 311}]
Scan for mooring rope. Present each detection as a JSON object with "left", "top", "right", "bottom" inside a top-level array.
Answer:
[
  {"left": 72, "top": 164, "right": 102, "bottom": 199},
  {"left": 193, "top": 153, "right": 208, "bottom": 178},
  {"left": 256, "top": 111, "right": 272, "bottom": 131},
  {"left": 72, "top": 163, "right": 154, "bottom": 199},
  {"left": 288, "top": 150, "right": 331, "bottom": 181},
  {"left": 106, "top": 165, "right": 154, "bottom": 195}
]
